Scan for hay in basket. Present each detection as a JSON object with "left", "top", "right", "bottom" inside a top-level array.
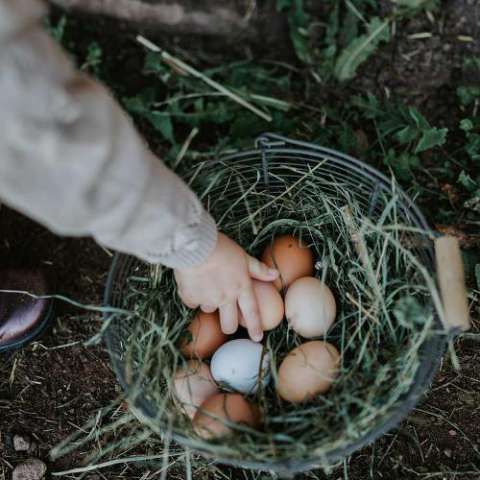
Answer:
[{"left": 102, "top": 136, "right": 449, "bottom": 473}]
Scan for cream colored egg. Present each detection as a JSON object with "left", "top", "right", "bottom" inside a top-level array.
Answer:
[
  {"left": 285, "top": 277, "right": 336, "bottom": 338},
  {"left": 239, "top": 280, "right": 284, "bottom": 331},
  {"left": 173, "top": 360, "right": 219, "bottom": 419},
  {"left": 276, "top": 341, "right": 340, "bottom": 403}
]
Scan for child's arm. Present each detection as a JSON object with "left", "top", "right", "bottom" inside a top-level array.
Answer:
[
  {"left": 0, "top": 0, "right": 217, "bottom": 268},
  {"left": 0, "top": 0, "right": 277, "bottom": 340}
]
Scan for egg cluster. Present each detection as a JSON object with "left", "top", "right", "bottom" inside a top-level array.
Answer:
[{"left": 173, "top": 234, "right": 340, "bottom": 439}]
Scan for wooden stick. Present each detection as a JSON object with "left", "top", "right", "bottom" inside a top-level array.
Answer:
[{"left": 435, "top": 236, "right": 470, "bottom": 331}]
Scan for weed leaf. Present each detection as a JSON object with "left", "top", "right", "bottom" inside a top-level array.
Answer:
[
  {"left": 147, "top": 113, "right": 175, "bottom": 144},
  {"left": 409, "top": 108, "right": 430, "bottom": 130},
  {"left": 415, "top": 127, "right": 447, "bottom": 153},
  {"left": 457, "top": 170, "right": 478, "bottom": 192},
  {"left": 460, "top": 119, "right": 474, "bottom": 131},
  {"left": 334, "top": 17, "right": 390, "bottom": 81},
  {"left": 465, "top": 133, "right": 480, "bottom": 162},
  {"left": 395, "top": 125, "right": 418, "bottom": 145}
]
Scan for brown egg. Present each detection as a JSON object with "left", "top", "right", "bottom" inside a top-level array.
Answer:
[
  {"left": 261, "top": 235, "right": 314, "bottom": 291},
  {"left": 173, "top": 360, "right": 219, "bottom": 419},
  {"left": 285, "top": 277, "right": 336, "bottom": 338},
  {"left": 239, "top": 280, "right": 284, "bottom": 331},
  {"left": 193, "top": 393, "right": 262, "bottom": 439},
  {"left": 276, "top": 341, "right": 340, "bottom": 403},
  {"left": 180, "top": 311, "right": 228, "bottom": 359}
]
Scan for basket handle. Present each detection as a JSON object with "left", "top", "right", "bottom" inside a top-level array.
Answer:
[{"left": 434, "top": 236, "right": 470, "bottom": 332}]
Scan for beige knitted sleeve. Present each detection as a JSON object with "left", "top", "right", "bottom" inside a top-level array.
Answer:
[{"left": 0, "top": 0, "right": 217, "bottom": 268}]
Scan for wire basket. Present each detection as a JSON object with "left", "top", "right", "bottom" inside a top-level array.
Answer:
[{"left": 103, "top": 133, "right": 457, "bottom": 474}]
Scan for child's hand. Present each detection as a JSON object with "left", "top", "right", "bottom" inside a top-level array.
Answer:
[{"left": 174, "top": 233, "right": 279, "bottom": 342}]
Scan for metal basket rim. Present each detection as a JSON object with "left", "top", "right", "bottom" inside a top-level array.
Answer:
[
  {"left": 211, "top": 134, "right": 432, "bottom": 236},
  {"left": 103, "top": 136, "right": 447, "bottom": 474}
]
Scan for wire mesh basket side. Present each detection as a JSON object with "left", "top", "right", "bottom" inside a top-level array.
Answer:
[{"left": 103, "top": 137, "right": 446, "bottom": 474}]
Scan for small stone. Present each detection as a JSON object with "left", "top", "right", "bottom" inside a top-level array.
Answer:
[
  {"left": 13, "top": 435, "right": 32, "bottom": 452},
  {"left": 12, "top": 458, "right": 47, "bottom": 480},
  {"left": 444, "top": 449, "right": 452, "bottom": 458}
]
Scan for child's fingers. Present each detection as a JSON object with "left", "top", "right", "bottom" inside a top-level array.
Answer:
[
  {"left": 219, "top": 302, "right": 238, "bottom": 335},
  {"left": 238, "top": 286, "right": 263, "bottom": 342},
  {"left": 247, "top": 255, "right": 278, "bottom": 282}
]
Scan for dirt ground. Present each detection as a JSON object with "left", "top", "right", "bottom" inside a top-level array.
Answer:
[
  {"left": 0, "top": 209, "right": 479, "bottom": 480},
  {"left": 1, "top": 1, "right": 480, "bottom": 479}
]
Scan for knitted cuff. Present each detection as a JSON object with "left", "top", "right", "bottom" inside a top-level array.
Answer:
[{"left": 146, "top": 210, "right": 218, "bottom": 269}]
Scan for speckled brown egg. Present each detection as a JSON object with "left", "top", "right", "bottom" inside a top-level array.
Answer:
[
  {"left": 239, "top": 280, "right": 284, "bottom": 331},
  {"left": 261, "top": 235, "right": 314, "bottom": 291},
  {"left": 180, "top": 311, "right": 228, "bottom": 359},
  {"left": 192, "top": 393, "right": 262, "bottom": 439},
  {"left": 173, "top": 360, "right": 219, "bottom": 419},
  {"left": 276, "top": 341, "right": 340, "bottom": 403}
]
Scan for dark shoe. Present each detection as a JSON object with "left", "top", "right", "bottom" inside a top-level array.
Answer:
[{"left": 0, "top": 269, "right": 54, "bottom": 352}]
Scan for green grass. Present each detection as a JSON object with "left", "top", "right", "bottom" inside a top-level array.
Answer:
[{"left": 277, "top": 0, "right": 439, "bottom": 81}]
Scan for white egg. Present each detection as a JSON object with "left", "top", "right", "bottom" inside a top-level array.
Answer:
[{"left": 210, "top": 339, "right": 271, "bottom": 394}]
